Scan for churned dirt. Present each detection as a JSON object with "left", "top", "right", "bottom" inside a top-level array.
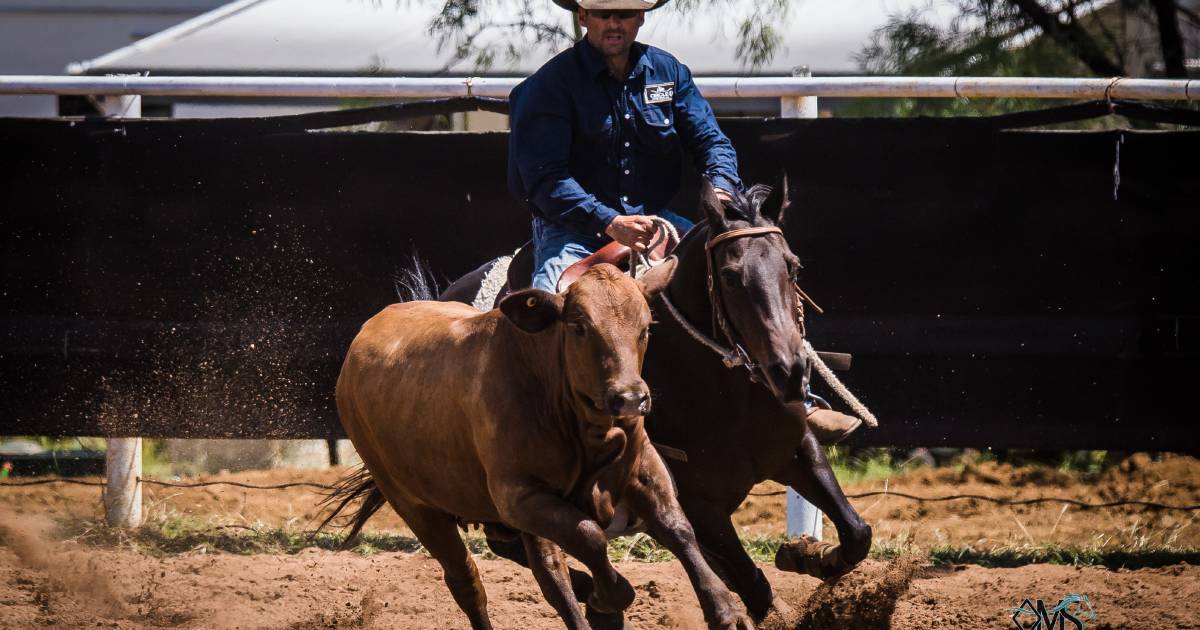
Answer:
[{"left": 1, "top": 453, "right": 1197, "bottom": 628}]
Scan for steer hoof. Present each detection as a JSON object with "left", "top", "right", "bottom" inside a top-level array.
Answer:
[
  {"left": 774, "top": 535, "right": 854, "bottom": 581},
  {"left": 587, "top": 573, "right": 635, "bottom": 614}
]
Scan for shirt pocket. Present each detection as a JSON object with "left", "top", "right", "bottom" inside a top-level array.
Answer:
[{"left": 636, "top": 103, "right": 678, "bottom": 155}]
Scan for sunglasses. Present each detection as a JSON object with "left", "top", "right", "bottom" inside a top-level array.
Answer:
[{"left": 587, "top": 9, "right": 641, "bottom": 20}]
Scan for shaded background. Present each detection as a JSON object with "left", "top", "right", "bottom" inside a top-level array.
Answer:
[{"left": 1, "top": 104, "right": 1196, "bottom": 450}]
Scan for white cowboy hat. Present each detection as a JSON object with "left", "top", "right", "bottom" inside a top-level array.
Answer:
[{"left": 552, "top": 0, "right": 670, "bottom": 11}]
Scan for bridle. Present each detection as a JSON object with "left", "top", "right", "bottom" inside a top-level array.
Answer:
[{"left": 659, "top": 224, "right": 822, "bottom": 384}]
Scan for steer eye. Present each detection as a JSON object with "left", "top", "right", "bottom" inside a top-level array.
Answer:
[
  {"left": 638, "top": 327, "right": 649, "bottom": 343},
  {"left": 570, "top": 321, "right": 587, "bottom": 337}
]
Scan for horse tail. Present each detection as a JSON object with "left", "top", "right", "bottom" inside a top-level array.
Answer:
[{"left": 315, "top": 465, "right": 386, "bottom": 550}]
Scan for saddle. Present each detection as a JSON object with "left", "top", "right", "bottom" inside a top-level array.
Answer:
[
  {"left": 504, "top": 236, "right": 853, "bottom": 372},
  {"left": 504, "top": 237, "right": 672, "bottom": 294}
]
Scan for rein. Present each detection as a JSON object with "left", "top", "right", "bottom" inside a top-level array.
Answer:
[{"left": 658, "top": 225, "right": 822, "bottom": 384}]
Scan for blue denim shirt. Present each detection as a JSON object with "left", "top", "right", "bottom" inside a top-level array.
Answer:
[{"left": 507, "top": 39, "right": 742, "bottom": 238}]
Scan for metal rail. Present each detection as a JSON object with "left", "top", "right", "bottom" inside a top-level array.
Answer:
[{"left": 0, "top": 74, "right": 1195, "bottom": 101}]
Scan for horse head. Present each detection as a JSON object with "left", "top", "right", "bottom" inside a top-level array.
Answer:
[{"left": 666, "top": 176, "right": 811, "bottom": 404}]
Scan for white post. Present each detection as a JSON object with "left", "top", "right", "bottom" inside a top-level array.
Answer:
[
  {"left": 101, "top": 91, "right": 144, "bottom": 528},
  {"left": 780, "top": 67, "right": 823, "bottom": 540}
]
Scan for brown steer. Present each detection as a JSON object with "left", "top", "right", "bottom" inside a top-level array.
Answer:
[{"left": 334, "top": 262, "right": 752, "bottom": 630}]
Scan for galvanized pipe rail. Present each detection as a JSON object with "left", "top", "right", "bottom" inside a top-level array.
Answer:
[{"left": 0, "top": 74, "right": 1195, "bottom": 101}]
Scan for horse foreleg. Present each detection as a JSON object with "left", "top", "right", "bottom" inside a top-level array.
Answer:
[
  {"left": 680, "top": 500, "right": 780, "bottom": 622},
  {"left": 625, "top": 445, "right": 753, "bottom": 630},
  {"left": 771, "top": 430, "right": 872, "bottom": 580}
]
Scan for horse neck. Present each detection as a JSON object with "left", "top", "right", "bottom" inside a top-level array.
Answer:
[{"left": 663, "top": 224, "right": 716, "bottom": 328}]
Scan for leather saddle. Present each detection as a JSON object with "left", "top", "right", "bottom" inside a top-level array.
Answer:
[
  {"left": 505, "top": 235, "right": 671, "bottom": 293},
  {"left": 504, "top": 237, "right": 851, "bottom": 372}
]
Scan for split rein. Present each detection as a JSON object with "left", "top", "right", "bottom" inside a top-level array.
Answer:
[{"left": 652, "top": 225, "right": 822, "bottom": 384}]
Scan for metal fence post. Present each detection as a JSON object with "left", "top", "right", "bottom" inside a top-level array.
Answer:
[
  {"left": 101, "top": 91, "right": 144, "bottom": 528},
  {"left": 780, "top": 66, "right": 823, "bottom": 540}
]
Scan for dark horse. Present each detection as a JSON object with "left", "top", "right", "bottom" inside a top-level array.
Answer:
[{"left": 325, "top": 179, "right": 872, "bottom": 623}]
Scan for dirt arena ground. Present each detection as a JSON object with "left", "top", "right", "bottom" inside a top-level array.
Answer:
[{"left": 1, "top": 453, "right": 1197, "bottom": 629}]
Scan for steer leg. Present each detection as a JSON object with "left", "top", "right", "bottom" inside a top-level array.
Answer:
[
  {"left": 771, "top": 430, "right": 872, "bottom": 580},
  {"left": 521, "top": 534, "right": 590, "bottom": 629},
  {"left": 625, "top": 445, "right": 754, "bottom": 630},
  {"left": 487, "top": 532, "right": 596, "bottom": 604},
  {"left": 400, "top": 504, "right": 492, "bottom": 630},
  {"left": 493, "top": 487, "right": 634, "bottom": 616}
]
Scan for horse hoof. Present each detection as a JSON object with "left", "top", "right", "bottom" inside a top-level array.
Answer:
[
  {"left": 774, "top": 535, "right": 853, "bottom": 581},
  {"left": 585, "top": 606, "right": 632, "bottom": 630},
  {"left": 587, "top": 573, "right": 635, "bottom": 614}
]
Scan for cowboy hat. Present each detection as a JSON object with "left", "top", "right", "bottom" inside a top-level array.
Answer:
[{"left": 552, "top": 0, "right": 670, "bottom": 12}]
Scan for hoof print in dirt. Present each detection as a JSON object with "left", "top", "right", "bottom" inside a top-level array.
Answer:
[{"left": 793, "top": 558, "right": 919, "bottom": 630}]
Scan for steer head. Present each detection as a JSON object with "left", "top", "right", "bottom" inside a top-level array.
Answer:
[{"left": 500, "top": 260, "right": 678, "bottom": 421}]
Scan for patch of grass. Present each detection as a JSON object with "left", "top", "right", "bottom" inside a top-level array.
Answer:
[
  {"left": 827, "top": 447, "right": 920, "bottom": 485},
  {"left": 58, "top": 515, "right": 1199, "bottom": 571},
  {"left": 926, "top": 543, "right": 1200, "bottom": 570}
]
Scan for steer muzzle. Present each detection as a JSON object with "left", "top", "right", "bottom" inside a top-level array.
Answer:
[{"left": 605, "top": 383, "right": 651, "bottom": 417}]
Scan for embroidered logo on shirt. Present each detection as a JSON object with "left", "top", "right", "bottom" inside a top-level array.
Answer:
[{"left": 644, "top": 82, "right": 674, "bottom": 104}]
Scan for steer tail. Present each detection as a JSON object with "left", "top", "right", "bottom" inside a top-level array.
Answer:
[
  {"left": 316, "top": 465, "right": 387, "bottom": 550},
  {"left": 393, "top": 254, "right": 439, "bottom": 303},
  {"left": 316, "top": 255, "right": 436, "bottom": 550}
]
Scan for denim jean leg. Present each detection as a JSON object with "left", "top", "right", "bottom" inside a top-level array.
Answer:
[{"left": 531, "top": 217, "right": 606, "bottom": 292}]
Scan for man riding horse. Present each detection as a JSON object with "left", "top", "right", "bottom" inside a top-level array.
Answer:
[{"left": 507, "top": 0, "right": 858, "bottom": 441}]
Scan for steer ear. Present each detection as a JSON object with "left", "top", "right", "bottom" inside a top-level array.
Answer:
[
  {"left": 499, "top": 288, "right": 564, "bottom": 333},
  {"left": 636, "top": 256, "right": 679, "bottom": 301}
]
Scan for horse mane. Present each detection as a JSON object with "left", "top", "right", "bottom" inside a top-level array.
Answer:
[{"left": 722, "top": 183, "right": 775, "bottom": 226}]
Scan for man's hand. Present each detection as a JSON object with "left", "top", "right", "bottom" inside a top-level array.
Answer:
[
  {"left": 713, "top": 187, "right": 734, "bottom": 204},
  {"left": 605, "top": 215, "right": 658, "bottom": 252}
]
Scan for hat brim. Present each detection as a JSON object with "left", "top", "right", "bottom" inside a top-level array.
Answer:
[{"left": 553, "top": 0, "right": 670, "bottom": 12}]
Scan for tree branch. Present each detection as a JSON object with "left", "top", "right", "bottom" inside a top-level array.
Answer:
[
  {"left": 1006, "top": 0, "right": 1125, "bottom": 75},
  {"left": 1149, "top": 0, "right": 1187, "bottom": 77}
]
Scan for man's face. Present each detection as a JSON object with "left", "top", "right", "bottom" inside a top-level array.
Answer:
[{"left": 579, "top": 9, "right": 645, "bottom": 58}]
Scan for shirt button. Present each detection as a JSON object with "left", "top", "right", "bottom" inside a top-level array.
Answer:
[
  {"left": 623, "top": 169, "right": 630, "bottom": 175},
  {"left": 624, "top": 141, "right": 630, "bottom": 148},
  {"left": 622, "top": 195, "right": 629, "bottom": 202},
  {"left": 624, "top": 113, "right": 631, "bottom": 120},
  {"left": 665, "top": 118, "right": 671, "bottom": 124}
]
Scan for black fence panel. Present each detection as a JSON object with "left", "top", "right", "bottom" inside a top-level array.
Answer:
[{"left": 1, "top": 108, "right": 1196, "bottom": 450}]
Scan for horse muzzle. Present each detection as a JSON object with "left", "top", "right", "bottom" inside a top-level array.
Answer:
[{"left": 763, "top": 358, "right": 809, "bottom": 404}]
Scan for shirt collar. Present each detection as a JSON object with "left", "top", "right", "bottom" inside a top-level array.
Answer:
[{"left": 576, "top": 39, "right": 650, "bottom": 81}]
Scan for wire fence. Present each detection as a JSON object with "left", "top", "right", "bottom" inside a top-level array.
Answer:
[{"left": 3, "top": 476, "right": 1198, "bottom": 511}]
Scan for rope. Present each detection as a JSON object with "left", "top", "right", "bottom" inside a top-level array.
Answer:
[
  {"left": 746, "top": 488, "right": 1200, "bottom": 511},
  {"left": 804, "top": 338, "right": 878, "bottom": 428},
  {"left": 5, "top": 477, "right": 1196, "bottom": 511},
  {"left": 0, "top": 477, "right": 336, "bottom": 490},
  {"left": 628, "top": 216, "right": 680, "bottom": 281}
]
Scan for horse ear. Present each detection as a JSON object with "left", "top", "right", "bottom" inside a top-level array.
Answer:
[
  {"left": 499, "top": 288, "right": 564, "bottom": 333},
  {"left": 636, "top": 256, "right": 678, "bottom": 301},
  {"left": 763, "top": 173, "right": 791, "bottom": 226},
  {"left": 699, "top": 179, "right": 727, "bottom": 228}
]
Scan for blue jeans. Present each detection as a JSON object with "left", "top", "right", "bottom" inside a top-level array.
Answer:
[{"left": 531, "top": 211, "right": 695, "bottom": 292}]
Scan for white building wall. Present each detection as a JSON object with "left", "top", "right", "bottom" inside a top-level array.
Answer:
[{"left": 0, "top": 1, "right": 226, "bottom": 117}]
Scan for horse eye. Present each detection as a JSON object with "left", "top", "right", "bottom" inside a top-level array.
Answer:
[
  {"left": 639, "top": 328, "right": 649, "bottom": 343},
  {"left": 571, "top": 322, "right": 587, "bottom": 337},
  {"left": 720, "top": 268, "right": 740, "bottom": 286}
]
